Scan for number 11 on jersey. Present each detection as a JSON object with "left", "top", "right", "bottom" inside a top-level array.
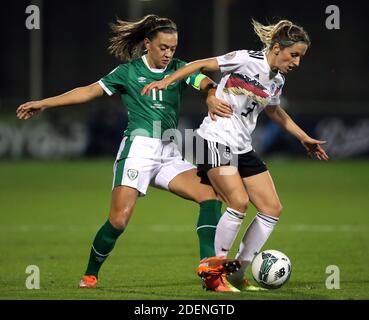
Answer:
[{"left": 152, "top": 89, "right": 163, "bottom": 101}]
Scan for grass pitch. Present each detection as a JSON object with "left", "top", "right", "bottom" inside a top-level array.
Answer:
[{"left": 0, "top": 159, "right": 368, "bottom": 300}]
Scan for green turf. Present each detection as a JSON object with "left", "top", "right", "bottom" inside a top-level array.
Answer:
[{"left": 0, "top": 159, "right": 368, "bottom": 300}]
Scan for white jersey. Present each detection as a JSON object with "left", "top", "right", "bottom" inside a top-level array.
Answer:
[{"left": 197, "top": 50, "right": 285, "bottom": 154}]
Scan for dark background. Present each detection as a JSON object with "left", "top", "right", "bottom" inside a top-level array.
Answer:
[{"left": 1, "top": 0, "right": 368, "bottom": 158}]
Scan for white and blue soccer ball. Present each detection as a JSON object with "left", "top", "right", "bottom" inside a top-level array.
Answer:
[{"left": 251, "top": 249, "right": 292, "bottom": 289}]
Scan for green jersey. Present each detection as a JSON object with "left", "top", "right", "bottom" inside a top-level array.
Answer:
[{"left": 99, "top": 56, "right": 206, "bottom": 138}]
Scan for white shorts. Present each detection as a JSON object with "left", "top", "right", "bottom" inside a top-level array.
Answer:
[{"left": 112, "top": 136, "right": 195, "bottom": 196}]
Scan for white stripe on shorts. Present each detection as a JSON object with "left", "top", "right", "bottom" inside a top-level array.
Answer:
[
  {"left": 209, "top": 141, "right": 220, "bottom": 167},
  {"left": 208, "top": 141, "right": 215, "bottom": 167},
  {"left": 213, "top": 141, "right": 221, "bottom": 167}
]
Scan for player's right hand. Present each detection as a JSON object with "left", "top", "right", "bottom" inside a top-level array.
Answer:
[
  {"left": 141, "top": 79, "right": 169, "bottom": 96},
  {"left": 16, "top": 101, "right": 45, "bottom": 120}
]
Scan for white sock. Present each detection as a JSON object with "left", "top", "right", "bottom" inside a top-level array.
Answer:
[
  {"left": 228, "top": 212, "right": 279, "bottom": 283},
  {"left": 215, "top": 207, "right": 245, "bottom": 257}
]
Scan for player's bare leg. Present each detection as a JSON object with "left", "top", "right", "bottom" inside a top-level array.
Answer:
[
  {"left": 108, "top": 186, "right": 139, "bottom": 229},
  {"left": 243, "top": 171, "right": 282, "bottom": 219}
]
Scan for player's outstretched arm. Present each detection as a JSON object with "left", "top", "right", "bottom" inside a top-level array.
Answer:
[
  {"left": 141, "top": 58, "right": 220, "bottom": 96},
  {"left": 16, "top": 82, "right": 104, "bottom": 120},
  {"left": 265, "top": 105, "right": 329, "bottom": 160}
]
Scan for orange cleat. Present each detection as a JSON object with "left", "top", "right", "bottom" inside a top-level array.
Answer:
[
  {"left": 77, "top": 275, "right": 97, "bottom": 289},
  {"left": 197, "top": 256, "right": 241, "bottom": 292},
  {"left": 202, "top": 274, "right": 240, "bottom": 292},
  {"left": 197, "top": 256, "right": 241, "bottom": 278}
]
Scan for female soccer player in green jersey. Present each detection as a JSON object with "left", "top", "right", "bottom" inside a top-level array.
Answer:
[{"left": 16, "top": 15, "right": 238, "bottom": 292}]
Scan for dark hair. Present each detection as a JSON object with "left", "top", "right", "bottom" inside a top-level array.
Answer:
[
  {"left": 252, "top": 19, "right": 311, "bottom": 50},
  {"left": 109, "top": 14, "right": 177, "bottom": 62}
]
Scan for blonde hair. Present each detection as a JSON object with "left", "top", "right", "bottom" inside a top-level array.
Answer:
[
  {"left": 251, "top": 19, "right": 310, "bottom": 50},
  {"left": 109, "top": 15, "right": 177, "bottom": 62}
]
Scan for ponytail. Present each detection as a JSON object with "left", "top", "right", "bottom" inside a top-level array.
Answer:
[
  {"left": 109, "top": 14, "right": 177, "bottom": 62},
  {"left": 252, "top": 19, "right": 310, "bottom": 50}
]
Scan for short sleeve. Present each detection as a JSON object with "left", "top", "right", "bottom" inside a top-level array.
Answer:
[
  {"left": 98, "top": 64, "right": 128, "bottom": 96},
  {"left": 216, "top": 50, "right": 250, "bottom": 73}
]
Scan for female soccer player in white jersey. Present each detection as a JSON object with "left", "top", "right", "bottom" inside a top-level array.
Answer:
[
  {"left": 142, "top": 19, "right": 329, "bottom": 290},
  {"left": 16, "top": 15, "right": 239, "bottom": 292}
]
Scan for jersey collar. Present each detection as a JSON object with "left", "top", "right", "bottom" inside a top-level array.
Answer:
[{"left": 142, "top": 55, "right": 168, "bottom": 73}]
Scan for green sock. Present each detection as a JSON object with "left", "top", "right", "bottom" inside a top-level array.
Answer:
[
  {"left": 85, "top": 219, "right": 124, "bottom": 277},
  {"left": 196, "top": 199, "right": 222, "bottom": 260}
]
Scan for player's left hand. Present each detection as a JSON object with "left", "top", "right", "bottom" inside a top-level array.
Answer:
[
  {"left": 141, "top": 80, "right": 169, "bottom": 96},
  {"left": 301, "top": 137, "right": 329, "bottom": 161}
]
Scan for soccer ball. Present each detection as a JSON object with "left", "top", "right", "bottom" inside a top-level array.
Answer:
[{"left": 251, "top": 249, "right": 292, "bottom": 289}]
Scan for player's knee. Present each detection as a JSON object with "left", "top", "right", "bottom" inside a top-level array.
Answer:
[
  {"left": 109, "top": 218, "right": 125, "bottom": 230},
  {"left": 228, "top": 196, "right": 249, "bottom": 213},
  {"left": 109, "top": 206, "right": 134, "bottom": 229},
  {"left": 262, "top": 202, "right": 283, "bottom": 217},
  {"left": 273, "top": 202, "right": 283, "bottom": 216}
]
